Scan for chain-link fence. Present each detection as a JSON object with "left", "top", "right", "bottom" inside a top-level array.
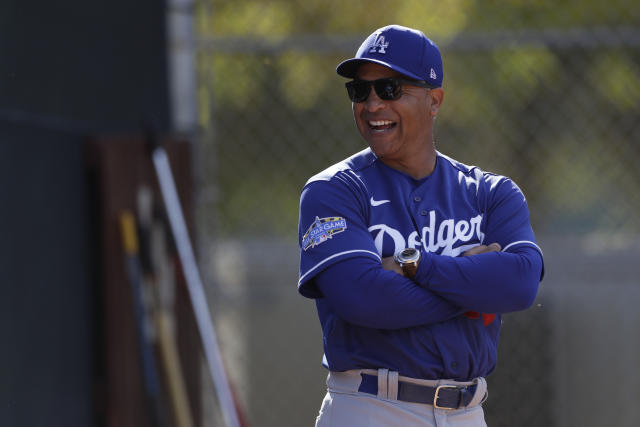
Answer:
[{"left": 191, "top": 1, "right": 640, "bottom": 426}]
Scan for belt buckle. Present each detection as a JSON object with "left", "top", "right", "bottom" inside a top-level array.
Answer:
[{"left": 433, "top": 385, "right": 460, "bottom": 410}]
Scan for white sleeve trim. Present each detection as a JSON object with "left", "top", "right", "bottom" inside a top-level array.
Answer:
[
  {"left": 298, "top": 249, "right": 381, "bottom": 286},
  {"left": 502, "top": 240, "right": 543, "bottom": 255}
]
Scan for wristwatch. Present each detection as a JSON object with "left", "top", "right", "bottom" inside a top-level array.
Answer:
[{"left": 394, "top": 248, "right": 421, "bottom": 278}]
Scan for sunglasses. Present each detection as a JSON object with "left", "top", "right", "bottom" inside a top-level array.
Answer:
[{"left": 345, "top": 77, "right": 434, "bottom": 103}]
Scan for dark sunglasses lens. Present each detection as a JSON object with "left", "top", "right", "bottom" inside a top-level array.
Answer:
[
  {"left": 374, "top": 79, "right": 401, "bottom": 100},
  {"left": 346, "top": 80, "right": 371, "bottom": 102},
  {"left": 346, "top": 79, "right": 403, "bottom": 102}
]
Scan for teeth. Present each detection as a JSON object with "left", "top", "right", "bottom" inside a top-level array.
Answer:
[{"left": 369, "top": 120, "right": 393, "bottom": 126}]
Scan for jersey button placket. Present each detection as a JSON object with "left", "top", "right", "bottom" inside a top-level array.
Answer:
[
  {"left": 409, "top": 192, "right": 427, "bottom": 235},
  {"left": 410, "top": 193, "right": 427, "bottom": 222}
]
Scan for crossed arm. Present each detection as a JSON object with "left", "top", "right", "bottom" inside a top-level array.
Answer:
[
  {"left": 315, "top": 242, "right": 543, "bottom": 330},
  {"left": 382, "top": 243, "right": 502, "bottom": 274}
]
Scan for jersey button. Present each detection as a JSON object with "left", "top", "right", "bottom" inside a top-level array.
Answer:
[
  {"left": 420, "top": 210, "right": 428, "bottom": 216},
  {"left": 413, "top": 196, "right": 422, "bottom": 202},
  {"left": 450, "top": 361, "right": 458, "bottom": 370}
]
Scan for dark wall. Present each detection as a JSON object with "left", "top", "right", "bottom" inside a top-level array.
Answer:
[
  {"left": 0, "top": 1, "right": 170, "bottom": 131},
  {"left": 0, "top": 124, "right": 92, "bottom": 427},
  {"left": 0, "top": 1, "right": 170, "bottom": 426}
]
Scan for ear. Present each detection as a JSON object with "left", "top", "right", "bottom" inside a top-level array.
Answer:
[{"left": 428, "top": 88, "right": 444, "bottom": 116}]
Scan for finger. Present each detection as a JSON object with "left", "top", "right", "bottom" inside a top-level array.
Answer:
[
  {"left": 381, "top": 256, "right": 404, "bottom": 275},
  {"left": 463, "top": 245, "right": 487, "bottom": 256},
  {"left": 487, "top": 242, "right": 502, "bottom": 252},
  {"left": 381, "top": 256, "right": 397, "bottom": 270},
  {"left": 463, "top": 243, "right": 502, "bottom": 256}
]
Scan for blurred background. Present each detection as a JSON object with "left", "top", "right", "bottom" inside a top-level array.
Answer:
[{"left": 2, "top": 0, "right": 639, "bottom": 426}]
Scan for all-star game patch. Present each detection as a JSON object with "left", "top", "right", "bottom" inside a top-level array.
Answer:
[{"left": 302, "top": 216, "right": 347, "bottom": 251}]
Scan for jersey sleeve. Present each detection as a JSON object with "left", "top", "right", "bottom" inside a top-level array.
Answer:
[
  {"left": 297, "top": 175, "right": 380, "bottom": 298},
  {"left": 315, "top": 257, "right": 465, "bottom": 329},
  {"left": 413, "top": 174, "right": 544, "bottom": 314},
  {"left": 482, "top": 175, "right": 543, "bottom": 263}
]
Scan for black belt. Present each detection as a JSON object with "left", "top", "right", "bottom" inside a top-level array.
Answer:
[{"left": 358, "top": 373, "right": 477, "bottom": 409}]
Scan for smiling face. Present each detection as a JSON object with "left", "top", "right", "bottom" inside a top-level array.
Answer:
[{"left": 352, "top": 62, "right": 443, "bottom": 177}]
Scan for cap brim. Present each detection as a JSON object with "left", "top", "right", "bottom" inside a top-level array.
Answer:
[{"left": 336, "top": 58, "right": 424, "bottom": 82}]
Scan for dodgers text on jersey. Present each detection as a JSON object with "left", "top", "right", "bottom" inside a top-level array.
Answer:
[{"left": 369, "top": 210, "right": 485, "bottom": 257}]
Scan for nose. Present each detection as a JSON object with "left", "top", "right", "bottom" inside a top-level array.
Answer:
[{"left": 363, "top": 86, "right": 386, "bottom": 112}]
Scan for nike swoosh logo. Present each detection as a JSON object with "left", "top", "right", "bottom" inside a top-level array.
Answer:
[{"left": 370, "top": 197, "right": 391, "bottom": 207}]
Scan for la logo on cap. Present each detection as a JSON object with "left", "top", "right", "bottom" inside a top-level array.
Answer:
[{"left": 369, "top": 33, "right": 389, "bottom": 54}]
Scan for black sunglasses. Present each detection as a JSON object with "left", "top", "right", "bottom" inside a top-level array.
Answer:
[{"left": 345, "top": 77, "right": 434, "bottom": 103}]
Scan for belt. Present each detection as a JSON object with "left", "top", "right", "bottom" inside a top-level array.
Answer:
[{"left": 358, "top": 373, "right": 478, "bottom": 409}]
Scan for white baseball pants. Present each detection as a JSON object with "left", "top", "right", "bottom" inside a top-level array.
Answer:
[{"left": 315, "top": 369, "right": 488, "bottom": 427}]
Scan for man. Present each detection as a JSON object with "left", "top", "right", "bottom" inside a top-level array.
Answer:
[{"left": 297, "top": 24, "right": 544, "bottom": 426}]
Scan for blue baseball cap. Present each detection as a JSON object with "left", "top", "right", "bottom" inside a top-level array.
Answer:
[{"left": 336, "top": 25, "right": 443, "bottom": 87}]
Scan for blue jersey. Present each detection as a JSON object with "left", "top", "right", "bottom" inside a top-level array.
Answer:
[{"left": 297, "top": 148, "right": 543, "bottom": 380}]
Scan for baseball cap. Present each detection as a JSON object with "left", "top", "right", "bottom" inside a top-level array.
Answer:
[{"left": 336, "top": 24, "right": 443, "bottom": 87}]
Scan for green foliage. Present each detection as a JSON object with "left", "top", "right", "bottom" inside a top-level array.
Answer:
[
  {"left": 591, "top": 51, "right": 640, "bottom": 111},
  {"left": 195, "top": 0, "right": 640, "bottom": 237},
  {"left": 198, "top": 0, "right": 473, "bottom": 36},
  {"left": 197, "top": 0, "right": 640, "bottom": 35}
]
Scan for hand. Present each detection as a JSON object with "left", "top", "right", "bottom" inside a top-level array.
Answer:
[
  {"left": 382, "top": 256, "right": 404, "bottom": 276},
  {"left": 463, "top": 242, "right": 501, "bottom": 256}
]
